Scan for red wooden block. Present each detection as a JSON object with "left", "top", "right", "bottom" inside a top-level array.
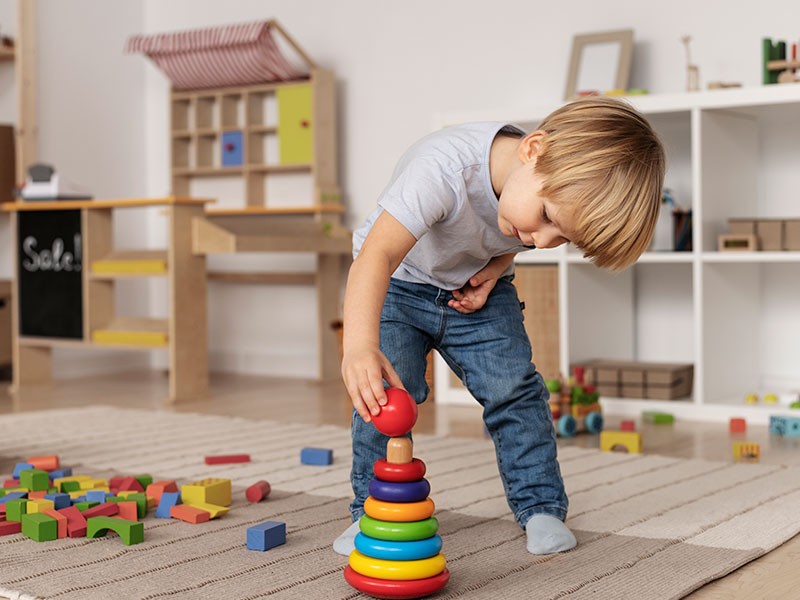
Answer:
[
  {"left": 59, "top": 506, "right": 87, "bottom": 538},
  {"left": 620, "top": 420, "right": 636, "bottom": 432},
  {"left": 145, "top": 480, "right": 178, "bottom": 504},
  {"left": 170, "top": 504, "right": 210, "bottom": 524},
  {"left": 117, "top": 476, "right": 144, "bottom": 493},
  {"left": 730, "top": 418, "right": 747, "bottom": 433},
  {"left": 41, "top": 508, "right": 68, "bottom": 538},
  {"left": 81, "top": 502, "right": 119, "bottom": 519},
  {"left": 0, "top": 521, "right": 22, "bottom": 536},
  {"left": 204, "top": 454, "right": 250, "bottom": 465},
  {"left": 109, "top": 476, "right": 126, "bottom": 489},
  {"left": 3, "top": 479, "right": 19, "bottom": 488},
  {"left": 246, "top": 480, "right": 271, "bottom": 503},
  {"left": 0, "top": 503, "right": 6, "bottom": 515},
  {"left": 27, "top": 455, "right": 59, "bottom": 471},
  {"left": 116, "top": 501, "right": 138, "bottom": 522}
]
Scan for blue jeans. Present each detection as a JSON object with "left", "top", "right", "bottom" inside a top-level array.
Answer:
[{"left": 349, "top": 276, "right": 568, "bottom": 528}]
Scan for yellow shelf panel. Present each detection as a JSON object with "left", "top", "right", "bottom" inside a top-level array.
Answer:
[
  {"left": 92, "top": 317, "right": 168, "bottom": 347},
  {"left": 92, "top": 250, "right": 168, "bottom": 276}
]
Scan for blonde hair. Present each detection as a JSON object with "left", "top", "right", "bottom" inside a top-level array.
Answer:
[{"left": 534, "top": 97, "right": 666, "bottom": 270}]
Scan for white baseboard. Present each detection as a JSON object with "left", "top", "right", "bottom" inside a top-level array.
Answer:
[
  {"left": 52, "top": 348, "right": 153, "bottom": 379},
  {"left": 149, "top": 348, "right": 317, "bottom": 379}
]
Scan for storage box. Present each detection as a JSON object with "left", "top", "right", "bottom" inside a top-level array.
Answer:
[
  {"left": 574, "top": 360, "right": 693, "bottom": 400},
  {"left": 756, "top": 220, "right": 783, "bottom": 251},
  {"left": 728, "top": 219, "right": 757, "bottom": 236},
  {"left": 785, "top": 220, "right": 800, "bottom": 251}
]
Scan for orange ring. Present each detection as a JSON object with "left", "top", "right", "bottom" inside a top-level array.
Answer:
[{"left": 364, "top": 496, "right": 435, "bottom": 522}]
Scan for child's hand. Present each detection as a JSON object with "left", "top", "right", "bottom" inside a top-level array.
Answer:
[
  {"left": 448, "top": 273, "right": 499, "bottom": 314},
  {"left": 342, "top": 346, "right": 406, "bottom": 423}
]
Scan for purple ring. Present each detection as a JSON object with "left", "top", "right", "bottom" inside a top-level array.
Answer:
[{"left": 368, "top": 477, "right": 431, "bottom": 503}]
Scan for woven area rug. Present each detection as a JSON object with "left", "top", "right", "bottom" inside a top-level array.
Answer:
[{"left": 1, "top": 407, "right": 800, "bottom": 600}]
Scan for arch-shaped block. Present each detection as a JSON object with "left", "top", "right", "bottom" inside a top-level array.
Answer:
[
  {"left": 86, "top": 516, "right": 143, "bottom": 545},
  {"left": 599, "top": 430, "right": 642, "bottom": 454}
]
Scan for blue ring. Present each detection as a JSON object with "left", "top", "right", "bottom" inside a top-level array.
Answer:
[
  {"left": 354, "top": 532, "right": 443, "bottom": 561},
  {"left": 368, "top": 477, "right": 431, "bottom": 503}
]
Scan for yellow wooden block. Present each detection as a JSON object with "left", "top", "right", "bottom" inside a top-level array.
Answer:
[
  {"left": 181, "top": 478, "right": 232, "bottom": 507},
  {"left": 600, "top": 430, "right": 642, "bottom": 453},
  {"left": 733, "top": 441, "right": 760, "bottom": 460},
  {"left": 92, "top": 259, "right": 166, "bottom": 275},
  {"left": 92, "top": 330, "right": 168, "bottom": 347},
  {"left": 54, "top": 475, "right": 92, "bottom": 491},
  {"left": 68, "top": 490, "right": 85, "bottom": 499},
  {"left": 117, "top": 490, "right": 139, "bottom": 499},
  {"left": 147, "top": 496, "right": 155, "bottom": 509},
  {"left": 184, "top": 501, "right": 228, "bottom": 519},
  {"left": 27, "top": 499, "right": 55, "bottom": 513}
]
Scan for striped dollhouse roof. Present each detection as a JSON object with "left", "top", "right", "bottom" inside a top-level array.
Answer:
[{"left": 126, "top": 20, "right": 315, "bottom": 91}]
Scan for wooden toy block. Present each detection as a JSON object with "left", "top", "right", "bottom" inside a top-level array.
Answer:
[
  {"left": 61, "top": 481, "right": 82, "bottom": 493},
  {"left": 733, "top": 441, "right": 760, "bottom": 461},
  {"left": 301, "top": 447, "right": 333, "bottom": 466},
  {"left": 58, "top": 505, "right": 87, "bottom": 537},
  {"left": 86, "top": 490, "right": 112, "bottom": 504},
  {"left": 729, "top": 418, "right": 747, "bottom": 433},
  {"left": 87, "top": 516, "right": 144, "bottom": 545},
  {"left": 20, "top": 469, "right": 50, "bottom": 492},
  {"left": 247, "top": 521, "right": 286, "bottom": 551},
  {"left": 769, "top": 415, "right": 800, "bottom": 437},
  {"left": 600, "top": 430, "right": 642, "bottom": 453},
  {"left": 27, "top": 490, "right": 47, "bottom": 500},
  {"left": 0, "top": 491, "right": 28, "bottom": 505},
  {"left": 12, "top": 462, "right": 33, "bottom": 479},
  {"left": 53, "top": 474, "right": 91, "bottom": 490},
  {"left": 184, "top": 501, "right": 228, "bottom": 519},
  {"left": 21, "top": 513, "right": 57, "bottom": 541},
  {"left": 246, "top": 480, "right": 271, "bottom": 503},
  {"left": 620, "top": 420, "right": 636, "bottom": 431},
  {"left": 0, "top": 520, "right": 22, "bottom": 536},
  {"left": 181, "top": 478, "right": 231, "bottom": 507},
  {"left": 387, "top": 438, "right": 413, "bottom": 464},
  {"left": 122, "top": 492, "right": 148, "bottom": 518},
  {"left": 27, "top": 499, "right": 55, "bottom": 514},
  {"left": 170, "top": 504, "right": 210, "bottom": 524},
  {"left": 41, "top": 508, "right": 68, "bottom": 538},
  {"left": 156, "top": 491, "right": 181, "bottom": 518},
  {"left": 26, "top": 455, "right": 59, "bottom": 471},
  {"left": 642, "top": 411, "right": 674, "bottom": 424},
  {"left": 3, "top": 478, "right": 20, "bottom": 488},
  {"left": 134, "top": 475, "right": 153, "bottom": 489},
  {"left": 6, "top": 498, "right": 29, "bottom": 522},
  {"left": 48, "top": 468, "right": 72, "bottom": 480},
  {"left": 67, "top": 490, "right": 85, "bottom": 499},
  {"left": 204, "top": 454, "right": 250, "bottom": 465},
  {"left": 82, "top": 502, "right": 120, "bottom": 519},
  {"left": 43, "top": 493, "right": 71, "bottom": 509},
  {"left": 116, "top": 501, "right": 138, "bottom": 522},
  {"left": 109, "top": 476, "right": 125, "bottom": 490},
  {"left": 117, "top": 476, "right": 144, "bottom": 493},
  {"left": 145, "top": 480, "right": 178, "bottom": 504},
  {"left": 73, "top": 501, "right": 99, "bottom": 511}
]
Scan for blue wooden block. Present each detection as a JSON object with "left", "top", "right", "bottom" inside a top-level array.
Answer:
[
  {"left": 156, "top": 491, "right": 181, "bottom": 518},
  {"left": 247, "top": 521, "right": 286, "bottom": 551},
  {"left": 221, "top": 131, "right": 244, "bottom": 166},
  {"left": 86, "top": 490, "right": 111, "bottom": 504},
  {"left": 0, "top": 491, "right": 27, "bottom": 504},
  {"left": 49, "top": 468, "right": 72, "bottom": 481},
  {"left": 770, "top": 415, "right": 800, "bottom": 437},
  {"left": 13, "top": 463, "right": 33, "bottom": 479},
  {"left": 44, "top": 493, "right": 71, "bottom": 510},
  {"left": 300, "top": 447, "right": 333, "bottom": 466}
]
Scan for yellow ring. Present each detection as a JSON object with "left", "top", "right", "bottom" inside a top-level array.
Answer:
[
  {"left": 349, "top": 550, "right": 446, "bottom": 581},
  {"left": 364, "top": 497, "right": 435, "bottom": 522}
]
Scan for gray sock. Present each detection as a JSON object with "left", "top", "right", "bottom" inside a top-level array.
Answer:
[
  {"left": 525, "top": 514, "right": 577, "bottom": 554},
  {"left": 333, "top": 520, "right": 361, "bottom": 556}
]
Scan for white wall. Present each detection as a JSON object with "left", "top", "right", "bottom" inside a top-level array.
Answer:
[{"left": 5, "top": 0, "right": 800, "bottom": 378}]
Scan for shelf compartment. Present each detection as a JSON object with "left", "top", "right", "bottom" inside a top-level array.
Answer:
[
  {"left": 92, "top": 317, "right": 168, "bottom": 347},
  {"left": 91, "top": 250, "right": 168, "bottom": 277}
]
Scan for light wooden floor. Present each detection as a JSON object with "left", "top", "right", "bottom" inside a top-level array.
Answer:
[{"left": 2, "top": 370, "right": 799, "bottom": 599}]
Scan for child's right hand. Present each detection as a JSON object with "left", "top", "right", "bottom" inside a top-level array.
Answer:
[{"left": 341, "top": 346, "right": 405, "bottom": 423}]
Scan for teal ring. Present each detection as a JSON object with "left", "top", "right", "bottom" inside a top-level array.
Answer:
[{"left": 354, "top": 532, "right": 442, "bottom": 561}]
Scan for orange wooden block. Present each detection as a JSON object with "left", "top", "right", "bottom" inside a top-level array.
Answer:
[
  {"left": 41, "top": 508, "right": 68, "bottom": 538},
  {"left": 729, "top": 418, "right": 746, "bottom": 433},
  {"left": 145, "top": 480, "right": 178, "bottom": 505},
  {"left": 170, "top": 504, "right": 210, "bottom": 524},
  {"left": 117, "top": 501, "right": 138, "bottom": 521},
  {"left": 27, "top": 455, "right": 59, "bottom": 471},
  {"left": 27, "top": 490, "right": 47, "bottom": 500}
]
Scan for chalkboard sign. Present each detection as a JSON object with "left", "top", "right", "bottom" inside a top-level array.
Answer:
[{"left": 17, "top": 210, "right": 83, "bottom": 339}]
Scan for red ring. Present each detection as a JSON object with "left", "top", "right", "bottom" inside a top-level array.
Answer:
[
  {"left": 344, "top": 565, "right": 449, "bottom": 599},
  {"left": 374, "top": 458, "right": 426, "bottom": 483}
]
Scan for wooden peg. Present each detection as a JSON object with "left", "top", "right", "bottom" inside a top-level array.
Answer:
[{"left": 386, "top": 437, "right": 413, "bottom": 464}]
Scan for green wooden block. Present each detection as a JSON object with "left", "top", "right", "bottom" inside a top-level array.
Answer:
[
  {"left": 0, "top": 489, "right": 6, "bottom": 499},
  {"left": 61, "top": 481, "right": 81, "bottom": 493},
  {"left": 6, "top": 498, "right": 29, "bottom": 522},
  {"left": 124, "top": 492, "right": 147, "bottom": 518},
  {"left": 74, "top": 501, "right": 100, "bottom": 512},
  {"left": 642, "top": 411, "right": 674, "bottom": 424},
  {"left": 21, "top": 513, "right": 58, "bottom": 542},
  {"left": 86, "top": 516, "right": 143, "bottom": 545},
  {"left": 133, "top": 475, "right": 153, "bottom": 489},
  {"left": 20, "top": 469, "right": 49, "bottom": 492}
]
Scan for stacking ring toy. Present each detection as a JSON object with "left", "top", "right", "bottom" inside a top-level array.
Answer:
[
  {"left": 359, "top": 515, "right": 438, "bottom": 541},
  {"left": 374, "top": 458, "right": 426, "bottom": 482},
  {"left": 355, "top": 532, "right": 442, "bottom": 561},
  {"left": 349, "top": 550, "right": 447, "bottom": 581},
  {"left": 344, "top": 566, "right": 450, "bottom": 600},
  {"left": 368, "top": 477, "right": 430, "bottom": 503},
  {"left": 365, "top": 497, "right": 435, "bottom": 522}
]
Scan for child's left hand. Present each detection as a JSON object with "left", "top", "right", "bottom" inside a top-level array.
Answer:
[{"left": 448, "top": 273, "right": 498, "bottom": 314}]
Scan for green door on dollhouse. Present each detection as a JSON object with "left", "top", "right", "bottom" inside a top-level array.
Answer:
[{"left": 277, "top": 84, "right": 313, "bottom": 164}]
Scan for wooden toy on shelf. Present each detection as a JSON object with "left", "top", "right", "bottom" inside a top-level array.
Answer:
[
  {"left": 600, "top": 430, "right": 643, "bottom": 454},
  {"left": 344, "top": 387, "right": 450, "bottom": 599},
  {"left": 763, "top": 37, "right": 800, "bottom": 84},
  {"left": 546, "top": 367, "right": 603, "bottom": 438}
]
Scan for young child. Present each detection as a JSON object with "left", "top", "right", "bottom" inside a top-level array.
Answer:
[{"left": 334, "top": 97, "right": 665, "bottom": 556}]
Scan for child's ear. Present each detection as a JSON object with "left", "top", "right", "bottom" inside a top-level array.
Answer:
[{"left": 518, "top": 131, "right": 547, "bottom": 164}]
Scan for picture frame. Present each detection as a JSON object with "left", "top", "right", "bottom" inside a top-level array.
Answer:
[{"left": 564, "top": 29, "right": 634, "bottom": 100}]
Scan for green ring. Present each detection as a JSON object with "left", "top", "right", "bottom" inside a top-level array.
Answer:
[{"left": 359, "top": 515, "right": 439, "bottom": 541}]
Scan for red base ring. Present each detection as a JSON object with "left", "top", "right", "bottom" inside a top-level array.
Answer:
[
  {"left": 344, "top": 565, "right": 449, "bottom": 599},
  {"left": 374, "top": 458, "right": 426, "bottom": 483}
]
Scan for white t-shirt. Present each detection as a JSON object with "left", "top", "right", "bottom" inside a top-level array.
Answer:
[{"left": 352, "top": 122, "right": 532, "bottom": 290}]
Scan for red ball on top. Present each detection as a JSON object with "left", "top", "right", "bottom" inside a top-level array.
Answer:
[{"left": 372, "top": 388, "right": 418, "bottom": 437}]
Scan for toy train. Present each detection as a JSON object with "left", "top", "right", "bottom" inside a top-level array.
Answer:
[{"left": 546, "top": 367, "right": 603, "bottom": 437}]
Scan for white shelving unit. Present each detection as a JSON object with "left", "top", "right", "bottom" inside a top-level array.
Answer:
[{"left": 433, "top": 85, "right": 800, "bottom": 424}]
